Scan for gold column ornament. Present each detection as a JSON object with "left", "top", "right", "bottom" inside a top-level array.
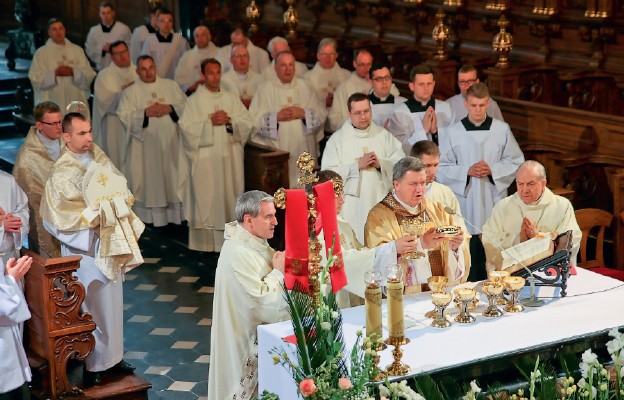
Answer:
[
  {"left": 246, "top": 0, "right": 261, "bottom": 33},
  {"left": 432, "top": 10, "right": 450, "bottom": 61},
  {"left": 492, "top": 15, "right": 513, "bottom": 68},
  {"left": 284, "top": 0, "right": 299, "bottom": 40}
]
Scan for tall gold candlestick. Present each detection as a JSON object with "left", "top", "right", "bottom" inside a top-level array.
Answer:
[
  {"left": 365, "top": 283, "right": 382, "bottom": 337},
  {"left": 384, "top": 264, "right": 410, "bottom": 376}
]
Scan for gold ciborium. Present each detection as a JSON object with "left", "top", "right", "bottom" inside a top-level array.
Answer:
[
  {"left": 425, "top": 276, "right": 448, "bottom": 318},
  {"left": 400, "top": 217, "right": 426, "bottom": 259},
  {"left": 454, "top": 288, "right": 477, "bottom": 324},
  {"left": 431, "top": 291, "right": 453, "bottom": 328},
  {"left": 488, "top": 270, "right": 510, "bottom": 305},
  {"left": 503, "top": 276, "right": 526, "bottom": 313},
  {"left": 482, "top": 281, "right": 504, "bottom": 318}
]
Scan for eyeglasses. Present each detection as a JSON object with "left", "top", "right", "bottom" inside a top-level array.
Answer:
[
  {"left": 111, "top": 49, "right": 129, "bottom": 56},
  {"left": 351, "top": 109, "right": 371, "bottom": 117},
  {"left": 458, "top": 79, "right": 477, "bottom": 86},
  {"left": 372, "top": 75, "right": 392, "bottom": 83},
  {"left": 318, "top": 52, "right": 337, "bottom": 57},
  {"left": 40, "top": 121, "right": 62, "bottom": 127}
]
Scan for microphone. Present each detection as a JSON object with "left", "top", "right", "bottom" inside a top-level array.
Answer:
[{"left": 444, "top": 206, "right": 545, "bottom": 307}]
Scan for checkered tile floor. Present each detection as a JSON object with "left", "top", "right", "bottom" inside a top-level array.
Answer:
[{"left": 123, "top": 226, "right": 218, "bottom": 400}]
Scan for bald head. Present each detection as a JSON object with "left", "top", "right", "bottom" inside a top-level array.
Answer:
[
  {"left": 193, "top": 26, "right": 211, "bottom": 49},
  {"left": 267, "top": 36, "right": 289, "bottom": 59},
  {"left": 230, "top": 29, "right": 247, "bottom": 47},
  {"left": 516, "top": 160, "right": 547, "bottom": 204}
]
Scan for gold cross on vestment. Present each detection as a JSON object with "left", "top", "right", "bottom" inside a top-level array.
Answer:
[{"left": 97, "top": 173, "right": 109, "bottom": 187}]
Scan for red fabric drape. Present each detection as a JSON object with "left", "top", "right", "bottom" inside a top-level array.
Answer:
[{"left": 284, "top": 189, "right": 310, "bottom": 290}]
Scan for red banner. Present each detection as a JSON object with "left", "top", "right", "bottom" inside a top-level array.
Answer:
[{"left": 284, "top": 189, "right": 310, "bottom": 291}]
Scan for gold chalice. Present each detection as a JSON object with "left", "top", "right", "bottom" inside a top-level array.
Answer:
[
  {"left": 430, "top": 291, "right": 453, "bottom": 328},
  {"left": 400, "top": 217, "right": 426, "bottom": 259},
  {"left": 503, "top": 276, "right": 526, "bottom": 313},
  {"left": 481, "top": 281, "right": 504, "bottom": 318},
  {"left": 454, "top": 288, "right": 477, "bottom": 324},
  {"left": 453, "top": 288, "right": 479, "bottom": 310},
  {"left": 488, "top": 270, "right": 510, "bottom": 305},
  {"left": 425, "top": 276, "right": 448, "bottom": 318}
]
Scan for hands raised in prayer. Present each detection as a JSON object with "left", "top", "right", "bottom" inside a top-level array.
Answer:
[
  {"left": 55, "top": 65, "right": 74, "bottom": 77},
  {"left": 520, "top": 217, "right": 539, "bottom": 242},
  {"left": 325, "top": 92, "right": 334, "bottom": 108},
  {"left": 358, "top": 151, "right": 380, "bottom": 170},
  {"left": 277, "top": 106, "right": 305, "bottom": 122},
  {"left": 422, "top": 106, "right": 437, "bottom": 134},
  {"left": 0, "top": 208, "right": 22, "bottom": 233},
  {"left": 210, "top": 110, "right": 231, "bottom": 126},
  {"left": 272, "top": 251, "right": 285, "bottom": 274},
  {"left": 468, "top": 160, "right": 492, "bottom": 178},
  {"left": 145, "top": 102, "right": 173, "bottom": 118},
  {"left": 5, "top": 256, "right": 33, "bottom": 281}
]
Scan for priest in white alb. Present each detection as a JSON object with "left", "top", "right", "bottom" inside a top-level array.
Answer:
[
  {"left": 84, "top": 2, "right": 131, "bottom": 71},
  {"left": 174, "top": 26, "right": 220, "bottom": 95},
  {"left": 179, "top": 58, "right": 253, "bottom": 252},
  {"left": 221, "top": 45, "right": 261, "bottom": 109},
  {"left": 260, "top": 36, "right": 308, "bottom": 81},
  {"left": 482, "top": 160, "right": 582, "bottom": 272},
  {"left": 303, "top": 38, "right": 350, "bottom": 113},
  {"left": 0, "top": 172, "right": 29, "bottom": 272},
  {"left": 321, "top": 93, "right": 404, "bottom": 243},
  {"left": 118, "top": 55, "right": 187, "bottom": 226},
  {"left": 249, "top": 51, "right": 327, "bottom": 188},
  {"left": 216, "top": 28, "right": 270, "bottom": 74},
  {"left": 129, "top": 4, "right": 160, "bottom": 63},
  {"left": 41, "top": 113, "right": 144, "bottom": 386},
  {"left": 140, "top": 9, "right": 189, "bottom": 80},
  {"left": 28, "top": 18, "right": 96, "bottom": 112},
  {"left": 208, "top": 191, "right": 289, "bottom": 399},
  {"left": 92, "top": 40, "right": 137, "bottom": 170}
]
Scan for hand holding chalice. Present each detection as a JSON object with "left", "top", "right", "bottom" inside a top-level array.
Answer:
[{"left": 400, "top": 217, "right": 426, "bottom": 259}]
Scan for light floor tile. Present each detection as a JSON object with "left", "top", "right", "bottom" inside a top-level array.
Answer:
[
  {"left": 125, "top": 274, "right": 138, "bottom": 281},
  {"left": 127, "top": 315, "right": 153, "bottom": 323},
  {"left": 195, "top": 355, "right": 210, "bottom": 363},
  {"left": 135, "top": 284, "right": 156, "bottom": 291},
  {"left": 151, "top": 328, "right": 175, "bottom": 336},
  {"left": 159, "top": 267, "right": 180, "bottom": 273},
  {"left": 154, "top": 294, "right": 177, "bottom": 302},
  {"left": 175, "top": 307, "right": 198, "bottom": 314},
  {"left": 167, "top": 381, "right": 196, "bottom": 391},
  {"left": 143, "top": 257, "right": 161, "bottom": 264},
  {"left": 123, "top": 304, "right": 132, "bottom": 311},
  {"left": 177, "top": 276, "right": 199, "bottom": 283},
  {"left": 198, "top": 286, "right": 214, "bottom": 293},
  {"left": 144, "top": 366, "right": 172, "bottom": 375},
  {"left": 124, "top": 351, "right": 147, "bottom": 359},
  {"left": 197, "top": 318, "right": 212, "bottom": 326},
  {"left": 171, "top": 341, "right": 198, "bottom": 349}
]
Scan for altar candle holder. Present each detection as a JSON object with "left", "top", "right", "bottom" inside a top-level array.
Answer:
[
  {"left": 482, "top": 281, "right": 504, "bottom": 318},
  {"left": 488, "top": 270, "right": 510, "bottom": 305},
  {"left": 425, "top": 276, "right": 448, "bottom": 318},
  {"left": 454, "top": 288, "right": 477, "bottom": 324},
  {"left": 384, "top": 264, "right": 410, "bottom": 376},
  {"left": 364, "top": 271, "right": 384, "bottom": 339}
]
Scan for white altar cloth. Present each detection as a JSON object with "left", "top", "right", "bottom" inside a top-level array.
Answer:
[{"left": 257, "top": 268, "right": 624, "bottom": 399}]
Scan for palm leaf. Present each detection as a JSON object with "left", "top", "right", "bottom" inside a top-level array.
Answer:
[
  {"left": 536, "top": 363, "right": 558, "bottom": 400},
  {"left": 413, "top": 375, "right": 446, "bottom": 400},
  {"left": 284, "top": 282, "right": 316, "bottom": 375}
]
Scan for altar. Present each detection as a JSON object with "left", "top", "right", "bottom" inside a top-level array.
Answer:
[{"left": 258, "top": 268, "right": 624, "bottom": 399}]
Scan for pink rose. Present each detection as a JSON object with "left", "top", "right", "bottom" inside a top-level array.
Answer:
[
  {"left": 338, "top": 377, "right": 353, "bottom": 390},
  {"left": 299, "top": 378, "right": 318, "bottom": 397}
]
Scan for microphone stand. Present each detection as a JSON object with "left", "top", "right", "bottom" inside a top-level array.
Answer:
[{"left": 444, "top": 207, "right": 545, "bottom": 307}]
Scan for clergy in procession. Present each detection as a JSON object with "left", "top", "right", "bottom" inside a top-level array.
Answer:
[
  {"left": 118, "top": 55, "right": 187, "bottom": 226},
  {"left": 316, "top": 170, "right": 416, "bottom": 308},
  {"left": 174, "top": 26, "right": 220, "bottom": 95},
  {"left": 92, "top": 40, "right": 137, "bottom": 170},
  {"left": 13, "top": 101, "right": 63, "bottom": 258},
  {"left": 303, "top": 38, "right": 350, "bottom": 112},
  {"left": 410, "top": 140, "right": 468, "bottom": 236},
  {"left": 178, "top": 58, "right": 253, "bottom": 252},
  {"left": 129, "top": 4, "right": 161, "bottom": 63},
  {"left": 41, "top": 113, "right": 144, "bottom": 386},
  {"left": 208, "top": 190, "right": 289, "bottom": 400},
  {"left": 386, "top": 64, "right": 454, "bottom": 153},
  {"left": 260, "top": 36, "right": 308, "bottom": 81},
  {"left": 321, "top": 93, "right": 404, "bottom": 243},
  {"left": 249, "top": 51, "right": 327, "bottom": 188},
  {"left": 0, "top": 255, "right": 33, "bottom": 399},
  {"left": 447, "top": 65, "right": 504, "bottom": 124},
  {"left": 437, "top": 82, "right": 524, "bottom": 280},
  {"left": 140, "top": 8, "right": 189, "bottom": 80},
  {"left": 84, "top": 2, "right": 132, "bottom": 71},
  {"left": 365, "top": 157, "right": 470, "bottom": 293},
  {"left": 328, "top": 48, "right": 400, "bottom": 132},
  {"left": 482, "top": 160, "right": 582, "bottom": 272},
  {"left": 221, "top": 45, "right": 262, "bottom": 109},
  {"left": 0, "top": 172, "right": 29, "bottom": 271},
  {"left": 368, "top": 63, "right": 407, "bottom": 128},
  {"left": 216, "top": 27, "right": 270, "bottom": 74},
  {"left": 28, "top": 18, "right": 96, "bottom": 112}
]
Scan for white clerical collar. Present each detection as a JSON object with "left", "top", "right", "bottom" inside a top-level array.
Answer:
[
  {"left": 469, "top": 116, "right": 488, "bottom": 127},
  {"left": 279, "top": 80, "right": 293, "bottom": 87},
  {"left": 392, "top": 190, "right": 422, "bottom": 215},
  {"left": 235, "top": 70, "right": 249, "bottom": 81},
  {"left": 36, "top": 130, "right": 61, "bottom": 161},
  {"left": 73, "top": 151, "right": 93, "bottom": 169}
]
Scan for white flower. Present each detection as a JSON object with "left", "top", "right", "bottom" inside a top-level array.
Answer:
[
  {"left": 470, "top": 380, "right": 482, "bottom": 393},
  {"left": 331, "top": 311, "right": 339, "bottom": 320},
  {"left": 531, "top": 370, "right": 541, "bottom": 380},
  {"left": 608, "top": 327, "right": 622, "bottom": 339},
  {"left": 321, "top": 321, "right": 331, "bottom": 330},
  {"left": 607, "top": 337, "right": 624, "bottom": 355},
  {"left": 581, "top": 349, "right": 599, "bottom": 364}
]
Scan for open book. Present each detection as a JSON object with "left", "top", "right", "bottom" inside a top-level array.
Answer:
[{"left": 502, "top": 233, "right": 556, "bottom": 274}]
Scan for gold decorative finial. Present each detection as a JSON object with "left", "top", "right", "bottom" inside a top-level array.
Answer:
[
  {"left": 492, "top": 15, "right": 513, "bottom": 68},
  {"left": 432, "top": 10, "right": 450, "bottom": 60},
  {"left": 296, "top": 152, "right": 319, "bottom": 186},
  {"left": 331, "top": 177, "right": 344, "bottom": 198},
  {"left": 284, "top": 0, "right": 299, "bottom": 40},
  {"left": 246, "top": 0, "right": 261, "bottom": 33},
  {"left": 273, "top": 187, "right": 286, "bottom": 209}
]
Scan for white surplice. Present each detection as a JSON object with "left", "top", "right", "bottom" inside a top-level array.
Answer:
[
  {"left": 482, "top": 188, "right": 582, "bottom": 272},
  {"left": 221, "top": 69, "right": 262, "bottom": 104},
  {"left": 249, "top": 77, "right": 327, "bottom": 188},
  {"left": 321, "top": 120, "right": 405, "bottom": 243},
  {"left": 437, "top": 117, "right": 525, "bottom": 234},
  {"left": 386, "top": 98, "right": 454, "bottom": 155},
  {"left": 84, "top": 21, "right": 132, "bottom": 70},
  {"left": 28, "top": 38, "right": 96, "bottom": 112},
  {"left": 178, "top": 86, "right": 253, "bottom": 252},
  {"left": 446, "top": 93, "right": 504, "bottom": 124},
  {"left": 129, "top": 23, "right": 157, "bottom": 64},
  {"left": 368, "top": 93, "right": 407, "bottom": 128},
  {"left": 208, "top": 221, "right": 289, "bottom": 400},
  {"left": 140, "top": 32, "right": 190, "bottom": 79},
  {"left": 118, "top": 76, "right": 187, "bottom": 226},
  {"left": 303, "top": 62, "right": 351, "bottom": 109},
  {"left": 0, "top": 171, "right": 29, "bottom": 271},
  {"left": 216, "top": 40, "right": 270, "bottom": 74},
  {"left": 173, "top": 44, "right": 220, "bottom": 93},
  {"left": 92, "top": 62, "right": 137, "bottom": 170}
]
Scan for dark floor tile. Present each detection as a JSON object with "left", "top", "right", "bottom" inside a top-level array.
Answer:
[
  {"left": 150, "top": 390, "right": 199, "bottom": 400},
  {"left": 145, "top": 374, "right": 174, "bottom": 392},
  {"left": 191, "top": 380, "right": 208, "bottom": 397},
  {"left": 166, "top": 363, "right": 209, "bottom": 382},
  {"left": 143, "top": 348, "right": 201, "bottom": 366}
]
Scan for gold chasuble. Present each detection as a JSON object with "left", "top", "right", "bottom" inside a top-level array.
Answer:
[
  {"left": 40, "top": 144, "right": 144, "bottom": 281},
  {"left": 365, "top": 192, "right": 471, "bottom": 293},
  {"left": 13, "top": 127, "right": 62, "bottom": 258}
]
